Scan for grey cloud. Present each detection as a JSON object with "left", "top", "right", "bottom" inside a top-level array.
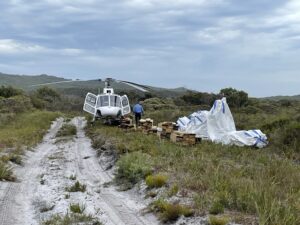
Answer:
[{"left": 0, "top": 0, "right": 299, "bottom": 97}]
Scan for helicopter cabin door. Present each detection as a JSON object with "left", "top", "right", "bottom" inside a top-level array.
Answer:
[
  {"left": 83, "top": 93, "right": 97, "bottom": 115},
  {"left": 121, "top": 95, "right": 131, "bottom": 116}
]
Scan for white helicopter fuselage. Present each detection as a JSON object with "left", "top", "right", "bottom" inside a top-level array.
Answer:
[{"left": 83, "top": 88, "right": 131, "bottom": 120}]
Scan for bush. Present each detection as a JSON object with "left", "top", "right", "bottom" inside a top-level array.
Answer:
[
  {"left": 219, "top": 88, "right": 248, "bottom": 108},
  {"left": 116, "top": 152, "right": 152, "bottom": 185},
  {"left": 0, "top": 95, "right": 33, "bottom": 113},
  {"left": 145, "top": 174, "right": 168, "bottom": 188},
  {"left": 0, "top": 85, "right": 23, "bottom": 98},
  {"left": 209, "top": 201, "right": 225, "bottom": 215},
  {"left": 180, "top": 91, "right": 219, "bottom": 106},
  {"left": 271, "top": 122, "right": 300, "bottom": 154}
]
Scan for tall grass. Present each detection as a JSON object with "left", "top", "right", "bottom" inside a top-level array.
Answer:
[
  {"left": 0, "top": 110, "right": 60, "bottom": 181},
  {"left": 0, "top": 110, "right": 61, "bottom": 148}
]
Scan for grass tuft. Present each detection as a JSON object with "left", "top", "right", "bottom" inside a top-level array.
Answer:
[
  {"left": 150, "top": 199, "right": 193, "bottom": 222},
  {"left": 209, "top": 215, "right": 230, "bottom": 225},
  {"left": 56, "top": 124, "right": 77, "bottom": 137},
  {"left": 65, "top": 181, "right": 86, "bottom": 192},
  {"left": 43, "top": 213, "right": 103, "bottom": 225},
  {"left": 69, "top": 203, "right": 85, "bottom": 214},
  {"left": 145, "top": 174, "right": 168, "bottom": 188},
  {"left": 0, "top": 162, "right": 15, "bottom": 181},
  {"left": 209, "top": 201, "right": 225, "bottom": 215}
]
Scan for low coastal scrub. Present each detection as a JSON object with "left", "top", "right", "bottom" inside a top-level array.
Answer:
[
  {"left": 88, "top": 118, "right": 300, "bottom": 225},
  {"left": 115, "top": 152, "right": 152, "bottom": 187}
]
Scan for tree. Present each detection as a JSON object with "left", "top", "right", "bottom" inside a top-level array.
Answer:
[
  {"left": 180, "top": 91, "right": 219, "bottom": 106},
  {"left": 219, "top": 88, "right": 248, "bottom": 108},
  {"left": 0, "top": 85, "right": 23, "bottom": 98},
  {"left": 35, "top": 86, "right": 61, "bottom": 103}
]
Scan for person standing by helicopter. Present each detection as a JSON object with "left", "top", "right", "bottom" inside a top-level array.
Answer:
[{"left": 133, "top": 101, "right": 144, "bottom": 127}]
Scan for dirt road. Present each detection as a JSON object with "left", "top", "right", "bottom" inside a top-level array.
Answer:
[{"left": 0, "top": 117, "right": 159, "bottom": 225}]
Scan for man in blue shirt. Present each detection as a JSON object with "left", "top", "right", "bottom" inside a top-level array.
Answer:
[{"left": 133, "top": 101, "right": 144, "bottom": 127}]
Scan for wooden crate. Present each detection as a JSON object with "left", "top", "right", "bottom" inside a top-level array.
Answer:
[
  {"left": 157, "top": 122, "right": 178, "bottom": 139},
  {"left": 170, "top": 131, "right": 196, "bottom": 145},
  {"left": 139, "top": 118, "right": 154, "bottom": 134},
  {"left": 119, "top": 117, "right": 135, "bottom": 130}
]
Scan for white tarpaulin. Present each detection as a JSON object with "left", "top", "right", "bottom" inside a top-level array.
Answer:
[{"left": 177, "top": 98, "right": 268, "bottom": 148}]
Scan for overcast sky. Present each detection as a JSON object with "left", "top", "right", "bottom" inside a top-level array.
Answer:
[{"left": 0, "top": 0, "right": 299, "bottom": 97}]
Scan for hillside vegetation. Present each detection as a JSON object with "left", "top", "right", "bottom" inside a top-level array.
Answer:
[
  {"left": 87, "top": 88, "right": 300, "bottom": 225},
  {"left": 0, "top": 72, "right": 189, "bottom": 99}
]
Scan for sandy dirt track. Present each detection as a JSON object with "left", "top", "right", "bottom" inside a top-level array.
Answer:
[{"left": 0, "top": 117, "right": 159, "bottom": 225}]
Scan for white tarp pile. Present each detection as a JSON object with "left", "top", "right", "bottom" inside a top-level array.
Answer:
[{"left": 177, "top": 98, "right": 268, "bottom": 148}]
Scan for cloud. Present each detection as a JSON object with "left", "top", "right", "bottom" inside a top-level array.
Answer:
[
  {"left": 0, "top": 0, "right": 299, "bottom": 96},
  {"left": 0, "top": 39, "right": 45, "bottom": 54}
]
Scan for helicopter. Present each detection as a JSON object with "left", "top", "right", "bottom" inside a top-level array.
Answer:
[{"left": 31, "top": 77, "right": 149, "bottom": 122}]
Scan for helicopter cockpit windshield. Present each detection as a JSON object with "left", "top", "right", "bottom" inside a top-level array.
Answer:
[
  {"left": 97, "top": 95, "right": 121, "bottom": 107},
  {"left": 110, "top": 95, "right": 121, "bottom": 107}
]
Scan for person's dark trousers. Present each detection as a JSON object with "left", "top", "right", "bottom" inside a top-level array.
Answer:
[{"left": 135, "top": 113, "right": 142, "bottom": 127}]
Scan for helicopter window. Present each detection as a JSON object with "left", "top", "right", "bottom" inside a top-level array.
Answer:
[
  {"left": 99, "top": 95, "right": 109, "bottom": 107},
  {"left": 122, "top": 97, "right": 129, "bottom": 107},
  {"left": 110, "top": 95, "right": 121, "bottom": 107},
  {"left": 86, "top": 94, "right": 96, "bottom": 105}
]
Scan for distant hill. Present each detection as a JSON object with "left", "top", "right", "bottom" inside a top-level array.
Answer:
[
  {"left": 262, "top": 95, "right": 300, "bottom": 101},
  {"left": 0, "top": 72, "right": 189, "bottom": 98}
]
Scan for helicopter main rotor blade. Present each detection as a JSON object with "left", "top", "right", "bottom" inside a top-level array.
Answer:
[
  {"left": 116, "top": 80, "right": 149, "bottom": 92},
  {"left": 29, "top": 79, "right": 99, "bottom": 87}
]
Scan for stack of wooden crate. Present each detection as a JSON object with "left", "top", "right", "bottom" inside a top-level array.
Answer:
[
  {"left": 139, "top": 118, "right": 154, "bottom": 134},
  {"left": 118, "top": 117, "right": 134, "bottom": 130},
  {"left": 158, "top": 122, "right": 178, "bottom": 139},
  {"left": 170, "top": 131, "right": 196, "bottom": 145}
]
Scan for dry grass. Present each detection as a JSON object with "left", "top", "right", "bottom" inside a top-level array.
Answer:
[{"left": 145, "top": 174, "right": 168, "bottom": 188}]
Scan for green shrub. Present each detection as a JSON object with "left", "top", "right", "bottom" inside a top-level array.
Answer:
[
  {"left": 0, "top": 95, "right": 32, "bottom": 113},
  {"left": 146, "top": 174, "right": 168, "bottom": 188},
  {"left": 209, "top": 201, "right": 225, "bottom": 215},
  {"left": 0, "top": 85, "right": 23, "bottom": 98},
  {"left": 209, "top": 215, "right": 230, "bottom": 225},
  {"left": 66, "top": 181, "right": 86, "bottom": 192},
  {"left": 69, "top": 203, "right": 85, "bottom": 214},
  {"left": 116, "top": 152, "right": 152, "bottom": 185}
]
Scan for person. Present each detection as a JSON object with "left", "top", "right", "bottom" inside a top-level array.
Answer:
[{"left": 133, "top": 101, "right": 144, "bottom": 127}]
